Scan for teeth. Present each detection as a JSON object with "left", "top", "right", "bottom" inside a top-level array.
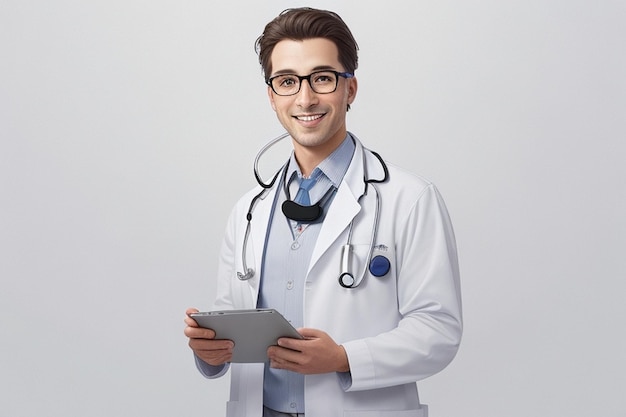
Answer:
[{"left": 297, "top": 114, "right": 323, "bottom": 122}]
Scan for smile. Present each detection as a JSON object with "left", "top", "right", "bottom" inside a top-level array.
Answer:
[{"left": 294, "top": 113, "right": 325, "bottom": 122}]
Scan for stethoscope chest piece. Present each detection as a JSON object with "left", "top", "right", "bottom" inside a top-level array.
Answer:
[
  {"left": 338, "top": 272, "right": 356, "bottom": 288},
  {"left": 369, "top": 255, "right": 391, "bottom": 277},
  {"left": 338, "top": 255, "right": 390, "bottom": 288}
]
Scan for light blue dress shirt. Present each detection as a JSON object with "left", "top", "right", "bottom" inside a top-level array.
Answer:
[{"left": 257, "top": 134, "right": 355, "bottom": 413}]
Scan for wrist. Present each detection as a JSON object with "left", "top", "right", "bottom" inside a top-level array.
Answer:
[{"left": 337, "top": 345, "right": 350, "bottom": 373}]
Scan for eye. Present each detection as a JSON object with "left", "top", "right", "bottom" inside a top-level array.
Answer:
[
  {"left": 277, "top": 75, "right": 298, "bottom": 87},
  {"left": 313, "top": 72, "right": 335, "bottom": 84}
]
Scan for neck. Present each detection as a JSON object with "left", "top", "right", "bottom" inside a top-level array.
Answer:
[{"left": 293, "top": 130, "right": 347, "bottom": 177}]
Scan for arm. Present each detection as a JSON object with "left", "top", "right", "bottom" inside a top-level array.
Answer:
[{"left": 342, "top": 184, "right": 462, "bottom": 391}]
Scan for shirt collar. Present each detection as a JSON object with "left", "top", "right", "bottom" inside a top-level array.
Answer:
[{"left": 285, "top": 133, "right": 356, "bottom": 189}]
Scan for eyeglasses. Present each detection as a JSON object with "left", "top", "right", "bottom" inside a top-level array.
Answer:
[{"left": 267, "top": 70, "right": 354, "bottom": 96}]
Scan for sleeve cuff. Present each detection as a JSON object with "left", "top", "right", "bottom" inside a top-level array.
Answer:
[
  {"left": 337, "top": 370, "right": 353, "bottom": 390},
  {"left": 194, "top": 354, "right": 229, "bottom": 379}
]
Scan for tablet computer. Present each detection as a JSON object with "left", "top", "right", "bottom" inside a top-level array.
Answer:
[{"left": 189, "top": 308, "right": 303, "bottom": 363}]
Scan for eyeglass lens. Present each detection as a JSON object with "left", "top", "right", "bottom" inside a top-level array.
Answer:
[{"left": 270, "top": 71, "right": 339, "bottom": 96}]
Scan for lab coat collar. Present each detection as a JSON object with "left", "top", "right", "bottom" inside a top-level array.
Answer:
[{"left": 246, "top": 133, "right": 385, "bottom": 291}]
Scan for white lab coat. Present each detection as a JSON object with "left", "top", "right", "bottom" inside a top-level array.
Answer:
[{"left": 202, "top": 136, "right": 462, "bottom": 417}]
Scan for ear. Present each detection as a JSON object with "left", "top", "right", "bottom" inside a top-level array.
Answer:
[
  {"left": 347, "top": 76, "right": 358, "bottom": 105},
  {"left": 267, "top": 86, "right": 277, "bottom": 111}
]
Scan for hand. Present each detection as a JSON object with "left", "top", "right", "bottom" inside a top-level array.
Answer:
[
  {"left": 267, "top": 328, "right": 350, "bottom": 374},
  {"left": 184, "top": 307, "right": 234, "bottom": 366}
]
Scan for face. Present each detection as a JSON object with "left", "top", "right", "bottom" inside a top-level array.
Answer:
[{"left": 267, "top": 38, "right": 358, "bottom": 162}]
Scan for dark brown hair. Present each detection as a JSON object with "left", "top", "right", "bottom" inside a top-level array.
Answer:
[{"left": 255, "top": 7, "right": 359, "bottom": 82}]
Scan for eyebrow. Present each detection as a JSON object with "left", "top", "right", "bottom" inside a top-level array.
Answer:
[{"left": 270, "top": 65, "right": 339, "bottom": 77}]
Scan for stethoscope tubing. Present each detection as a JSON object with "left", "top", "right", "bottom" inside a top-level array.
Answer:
[
  {"left": 238, "top": 132, "right": 291, "bottom": 280},
  {"left": 238, "top": 132, "right": 388, "bottom": 289},
  {"left": 254, "top": 132, "right": 291, "bottom": 189},
  {"left": 338, "top": 181, "right": 381, "bottom": 288}
]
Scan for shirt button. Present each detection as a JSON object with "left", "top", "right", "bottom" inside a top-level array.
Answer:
[
  {"left": 291, "top": 242, "right": 300, "bottom": 250},
  {"left": 286, "top": 280, "right": 294, "bottom": 290},
  {"left": 290, "top": 402, "right": 297, "bottom": 409}
]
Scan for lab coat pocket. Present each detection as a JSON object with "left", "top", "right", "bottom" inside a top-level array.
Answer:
[
  {"left": 344, "top": 406, "right": 428, "bottom": 417},
  {"left": 348, "top": 242, "right": 394, "bottom": 279}
]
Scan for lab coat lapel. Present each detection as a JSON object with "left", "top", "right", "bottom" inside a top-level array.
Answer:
[{"left": 308, "top": 141, "right": 365, "bottom": 276}]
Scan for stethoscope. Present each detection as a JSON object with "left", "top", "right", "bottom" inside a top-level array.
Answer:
[{"left": 237, "top": 132, "right": 390, "bottom": 288}]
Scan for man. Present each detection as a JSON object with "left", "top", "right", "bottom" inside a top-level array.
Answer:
[{"left": 184, "top": 7, "right": 462, "bottom": 417}]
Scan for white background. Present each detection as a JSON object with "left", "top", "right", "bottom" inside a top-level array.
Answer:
[{"left": 1, "top": 1, "right": 624, "bottom": 416}]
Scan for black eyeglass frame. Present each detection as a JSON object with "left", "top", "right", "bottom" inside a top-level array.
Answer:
[{"left": 266, "top": 70, "right": 354, "bottom": 96}]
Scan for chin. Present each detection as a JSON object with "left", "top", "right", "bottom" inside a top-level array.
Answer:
[{"left": 292, "top": 133, "right": 332, "bottom": 148}]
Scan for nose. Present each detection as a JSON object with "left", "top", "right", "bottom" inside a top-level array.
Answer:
[{"left": 295, "top": 79, "right": 318, "bottom": 108}]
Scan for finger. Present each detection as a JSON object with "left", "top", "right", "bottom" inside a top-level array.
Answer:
[
  {"left": 269, "top": 358, "right": 286, "bottom": 370},
  {"left": 295, "top": 327, "right": 323, "bottom": 338},
  {"left": 196, "top": 348, "right": 234, "bottom": 366},
  {"left": 206, "top": 351, "right": 233, "bottom": 366},
  {"left": 184, "top": 308, "right": 200, "bottom": 326},
  {"left": 185, "top": 307, "right": 199, "bottom": 316},
  {"left": 184, "top": 315, "right": 200, "bottom": 327},
  {"left": 184, "top": 326, "right": 217, "bottom": 339},
  {"left": 189, "top": 338, "right": 234, "bottom": 351},
  {"left": 269, "top": 345, "right": 303, "bottom": 364},
  {"left": 277, "top": 336, "right": 307, "bottom": 351},
  {"left": 269, "top": 355, "right": 302, "bottom": 372},
  {"left": 269, "top": 354, "right": 290, "bottom": 369}
]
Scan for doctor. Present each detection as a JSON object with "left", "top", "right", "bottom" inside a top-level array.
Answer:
[{"left": 184, "top": 7, "right": 462, "bottom": 417}]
